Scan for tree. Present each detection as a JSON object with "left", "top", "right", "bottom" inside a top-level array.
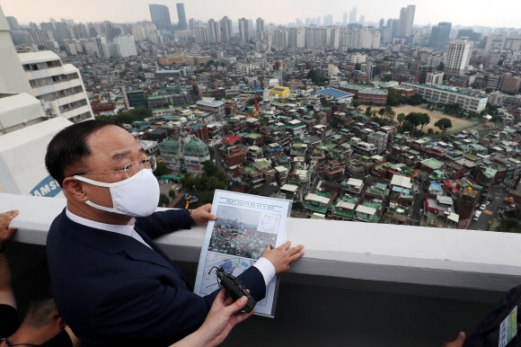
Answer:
[
  {"left": 158, "top": 194, "right": 169, "bottom": 207},
  {"left": 434, "top": 118, "right": 453, "bottom": 132},
  {"left": 378, "top": 108, "right": 386, "bottom": 118},
  {"left": 397, "top": 113, "right": 406, "bottom": 126},
  {"left": 168, "top": 189, "right": 176, "bottom": 200},
  {"left": 365, "top": 106, "right": 372, "bottom": 117},
  {"left": 96, "top": 107, "right": 152, "bottom": 124},
  {"left": 405, "top": 112, "right": 421, "bottom": 129},
  {"left": 153, "top": 161, "right": 171, "bottom": 177},
  {"left": 386, "top": 89, "right": 407, "bottom": 106},
  {"left": 352, "top": 99, "right": 362, "bottom": 107},
  {"left": 408, "top": 93, "right": 425, "bottom": 106},
  {"left": 418, "top": 113, "right": 430, "bottom": 132},
  {"left": 497, "top": 218, "right": 520, "bottom": 233},
  {"left": 388, "top": 110, "right": 396, "bottom": 122}
]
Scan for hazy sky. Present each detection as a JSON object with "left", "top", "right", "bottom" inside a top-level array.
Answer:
[{"left": 1, "top": 0, "right": 520, "bottom": 28}]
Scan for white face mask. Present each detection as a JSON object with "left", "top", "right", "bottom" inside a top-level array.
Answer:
[{"left": 73, "top": 169, "right": 160, "bottom": 217}]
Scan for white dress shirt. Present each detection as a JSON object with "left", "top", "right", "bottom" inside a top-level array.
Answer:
[
  {"left": 65, "top": 209, "right": 276, "bottom": 287},
  {"left": 66, "top": 209, "right": 151, "bottom": 248}
]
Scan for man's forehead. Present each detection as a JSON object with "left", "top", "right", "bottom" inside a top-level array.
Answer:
[{"left": 86, "top": 126, "right": 140, "bottom": 155}]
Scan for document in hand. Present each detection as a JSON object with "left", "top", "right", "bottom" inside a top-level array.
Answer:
[{"left": 194, "top": 190, "right": 292, "bottom": 317}]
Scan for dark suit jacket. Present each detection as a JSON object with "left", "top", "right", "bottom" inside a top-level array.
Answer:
[{"left": 46, "top": 209, "right": 266, "bottom": 347}]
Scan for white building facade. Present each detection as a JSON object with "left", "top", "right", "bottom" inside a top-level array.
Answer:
[
  {"left": 113, "top": 35, "right": 137, "bottom": 57},
  {"left": 18, "top": 51, "right": 94, "bottom": 123},
  {"left": 445, "top": 37, "right": 472, "bottom": 76}
]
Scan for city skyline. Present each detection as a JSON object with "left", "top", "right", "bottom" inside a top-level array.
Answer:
[{"left": 2, "top": 0, "right": 521, "bottom": 29}]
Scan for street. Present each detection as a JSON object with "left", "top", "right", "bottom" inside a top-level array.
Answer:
[{"left": 467, "top": 185, "right": 505, "bottom": 231}]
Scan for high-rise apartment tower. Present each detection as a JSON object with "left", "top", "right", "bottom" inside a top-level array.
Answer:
[
  {"left": 176, "top": 3, "right": 188, "bottom": 30},
  {"left": 149, "top": 4, "right": 171, "bottom": 30}
]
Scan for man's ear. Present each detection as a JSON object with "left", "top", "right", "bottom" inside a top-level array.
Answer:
[{"left": 62, "top": 177, "right": 88, "bottom": 202}]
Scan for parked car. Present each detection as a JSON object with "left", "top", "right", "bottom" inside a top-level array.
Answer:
[
  {"left": 485, "top": 200, "right": 491, "bottom": 206},
  {"left": 479, "top": 204, "right": 486, "bottom": 210},
  {"left": 474, "top": 211, "right": 482, "bottom": 221}
]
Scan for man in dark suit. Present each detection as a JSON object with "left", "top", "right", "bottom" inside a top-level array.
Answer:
[{"left": 44, "top": 121, "right": 304, "bottom": 347}]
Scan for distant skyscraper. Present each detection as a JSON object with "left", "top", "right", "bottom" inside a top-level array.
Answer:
[
  {"left": 149, "top": 4, "right": 171, "bottom": 30},
  {"left": 95, "top": 36, "right": 111, "bottom": 59},
  {"left": 5, "top": 16, "right": 19, "bottom": 30},
  {"left": 176, "top": 3, "right": 187, "bottom": 30},
  {"left": 238, "top": 18, "right": 249, "bottom": 43},
  {"left": 113, "top": 35, "right": 137, "bottom": 57},
  {"left": 256, "top": 18, "right": 265, "bottom": 39},
  {"left": 194, "top": 27, "right": 208, "bottom": 44},
  {"left": 324, "top": 14, "right": 333, "bottom": 26},
  {"left": 429, "top": 22, "right": 452, "bottom": 48},
  {"left": 188, "top": 18, "right": 196, "bottom": 30},
  {"left": 208, "top": 19, "right": 221, "bottom": 43},
  {"left": 445, "top": 37, "right": 472, "bottom": 76},
  {"left": 359, "top": 15, "right": 365, "bottom": 26},
  {"left": 398, "top": 5, "right": 415, "bottom": 37},
  {"left": 391, "top": 19, "right": 400, "bottom": 38},
  {"left": 457, "top": 29, "right": 481, "bottom": 41},
  {"left": 379, "top": 19, "right": 385, "bottom": 29},
  {"left": 349, "top": 7, "right": 357, "bottom": 24},
  {"left": 343, "top": 13, "right": 347, "bottom": 25},
  {"left": 220, "top": 16, "right": 232, "bottom": 42}
]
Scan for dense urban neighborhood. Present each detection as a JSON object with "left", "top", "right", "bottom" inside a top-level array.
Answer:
[{"left": 2, "top": 4, "right": 521, "bottom": 232}]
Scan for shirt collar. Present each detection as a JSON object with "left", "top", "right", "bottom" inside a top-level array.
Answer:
[{"left": 66, "top": 208, "right": 136, "bottom": 237}]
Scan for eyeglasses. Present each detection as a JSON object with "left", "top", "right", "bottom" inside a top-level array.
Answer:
[{"left": 76, "top": 156, "right": 157, "bottom": 179}]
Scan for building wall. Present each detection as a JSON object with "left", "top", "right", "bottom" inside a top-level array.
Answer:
[
  {"left": 445, "top": 38, "right": 472, "bottom": 76},
  {"left": 401, "top": 83, "right": 487, "bottom": 113},
  {"left": 113, "top": 35, "right": 137, "bottom": 57},
  {"left": 0, "top": 6, "right": 32, "bottom": 94},
  {"left": 19, "top": 51, "right": 94, "bottom": 123},
  {"left": 0, "top": 115, "right": 71, "bottom": 197}
]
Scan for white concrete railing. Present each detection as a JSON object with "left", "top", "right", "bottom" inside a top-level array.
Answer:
[{"left": 2, "top": 192, "right": 521, "bottom": 296}]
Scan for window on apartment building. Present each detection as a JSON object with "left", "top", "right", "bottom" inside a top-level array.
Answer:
[
  {"left": 65, "top": 73, "right": 80, "bottom": 81},
  {"left": 46, "top": 60, "right": 62, "bottom": 68}
]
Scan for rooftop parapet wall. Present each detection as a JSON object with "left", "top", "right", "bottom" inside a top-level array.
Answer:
[{"left": 2, "top": 192, "right": 521, "bottom": 297}]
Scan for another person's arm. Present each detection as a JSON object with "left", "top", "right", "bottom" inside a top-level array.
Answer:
[
  {"left": 0, "top": 210, "right": 18, "bottom": 309},
  {"left": 442, "top": 332, "right": 466, "bottom": 347},
  {"left": 65, "top": 326, "right": 82, "bottom": 347},
  {"left": 170, "top": 289, "right": 254, "bottom": 347}
]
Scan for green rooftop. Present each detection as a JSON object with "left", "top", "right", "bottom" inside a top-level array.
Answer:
[
  {"left": 481, "top": 167, "right": 497, "bottom": 179},
  {"left": 421, "top": 158, "right": 444, "bottom": 170},
  {"left": 244, "top": 133, "right": 263, "bottom": 139}
]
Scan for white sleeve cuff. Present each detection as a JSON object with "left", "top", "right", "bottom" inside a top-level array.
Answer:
[{"left": 253, "top": 257, "right": 276, "bottom": 287}]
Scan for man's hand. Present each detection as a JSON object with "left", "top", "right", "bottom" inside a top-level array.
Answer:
[
  {"left": 442, "top": 332, "right": 466, "bottom": 347},
  {"left": 190, "top": 204, "right": 217, "bottom": 226},
  {"left": 261, "top": 241, "right": 304, "bottom": 274},
  {"left": 0, "top": 210, "right": 18, "bottom": 247},
  {"left": 199, "top": 289, "right": 254, "bottom": 347}
]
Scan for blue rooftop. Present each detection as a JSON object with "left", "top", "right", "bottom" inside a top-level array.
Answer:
[
  {"left": 430, "top": 181, "right": 443, "bottom": 191},
  {"left": 317, "top": 88, "right": 353, "bottom": 99}
]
